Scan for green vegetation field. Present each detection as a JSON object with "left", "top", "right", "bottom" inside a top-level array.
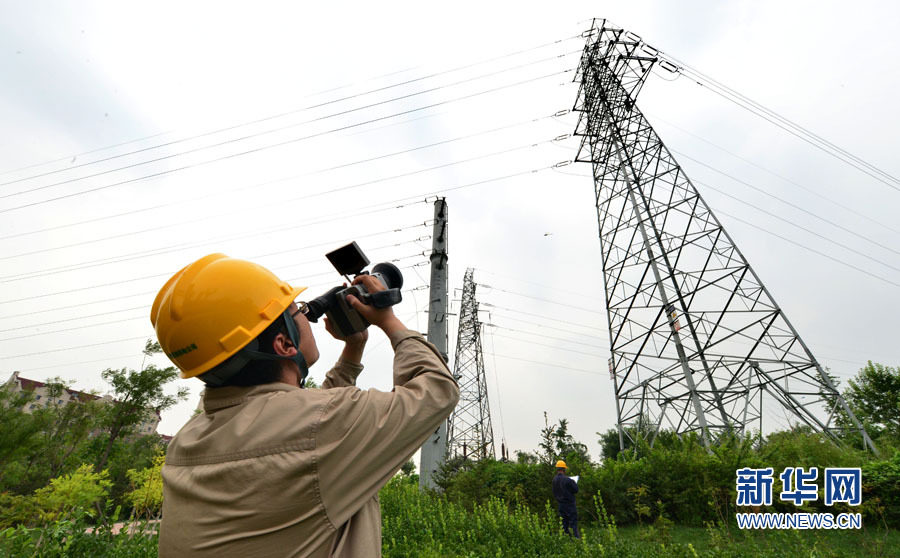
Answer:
[
  {"left": 1, "top": 360, "right": 898, "bottom": 556},
  {"left": 1, "top": 475, "right": 897, "bottom": 557}
]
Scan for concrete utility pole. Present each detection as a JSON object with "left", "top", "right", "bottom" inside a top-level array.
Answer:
[{"left": 419, "top": 198, "right": 449, "bottom": 490}]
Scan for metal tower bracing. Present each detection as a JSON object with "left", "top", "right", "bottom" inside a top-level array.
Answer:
[
  {"left": 448, "top": 268, "right": 495, "bottom": 460},
  {"left": 572, "top": 19, "right": 876, "bottom": 453}
]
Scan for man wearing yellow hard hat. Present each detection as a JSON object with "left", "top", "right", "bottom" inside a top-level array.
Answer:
[
  {"left": 150, "top": 254, "right": 459, "bottom": 557},
  {"left": 552, "top": 459, "right": 580, "bottom": 538}
]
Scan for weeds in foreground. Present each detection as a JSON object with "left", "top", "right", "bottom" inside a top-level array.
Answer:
[
  {"left": 0, "top": 477, "right": 893, "bottom": 557},
  {"left": 382, "top": 477, "right": 868, "bottom": 557},
  {"left": 0, "top": 508, "right": 157, "bottom": 558}
]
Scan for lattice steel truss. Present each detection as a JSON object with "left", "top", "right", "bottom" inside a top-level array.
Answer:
[
  {"left": 572, "top": 19, "right": 876, "bottom": 453},
  {"left": 448, "top": 268, "right": 495, "bottom": 460}
]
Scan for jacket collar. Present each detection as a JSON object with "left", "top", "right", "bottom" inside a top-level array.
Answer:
[{"left": 201, "top": 382, "right": 300, "bottom": 412}]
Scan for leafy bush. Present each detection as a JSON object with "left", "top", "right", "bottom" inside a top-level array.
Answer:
[
  {"left": 33, "top": 464, "right": 111, "bottom": 522},
  {"left": 437, "top": 456, "right": 555, "bottom": 514},
  {"left": 382, "top": 476, "right": 835, "bottom": 557},
  {"left": 433, "top": 429, "right": 900, "bottom": 529},
  {"left": 861, "top": 450, "right": 900, "bottom": 526},
  {"left": 0, "top": 493, "right": 42, "bottom": 530},
  {"left": 0, "top": 510, "right": 157, "bottom": 558},
  {"left": 125, "top": 453, "right": 164, "bottom": 520}
]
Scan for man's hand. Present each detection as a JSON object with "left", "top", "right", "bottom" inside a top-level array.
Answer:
[
  {"left": 346, "top": 274, "right": 406, "bottom": 336},
  {"left": 324, "top": 315, "right": 369, "bottom": 346},
  {"left": 324, "top": 298, "right": 369, "bottom": 365}
]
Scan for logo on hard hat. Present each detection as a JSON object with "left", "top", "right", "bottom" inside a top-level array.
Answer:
[{"left": 167, "top": 343, "right": 199, "bottom": 360}]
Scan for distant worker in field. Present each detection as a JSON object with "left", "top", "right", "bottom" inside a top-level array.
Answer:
[
  {"left": 552, "top": 459, "right": 580, "bottom": 538},
  {"left": 151, "top": 253, "right": 459, "bottom": 558}
]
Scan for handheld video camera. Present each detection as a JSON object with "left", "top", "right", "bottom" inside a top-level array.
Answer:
[{"left": 300, "top": 242, "right": 403, "bottom": 337}]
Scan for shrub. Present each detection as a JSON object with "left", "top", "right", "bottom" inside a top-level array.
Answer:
[
  {"left": 125, "top": 453, "right": 164, "bottom": 520},
  {"left": 33, "top": 464, "right": 111, "bottom": 522},
  {"left": 0, "top": 510, "right": 158, "bottom": 558},
  {"left": 861, "top": 450, "right": 900, "bottom": 526}
]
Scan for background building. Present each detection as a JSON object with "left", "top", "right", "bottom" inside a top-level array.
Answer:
[{"left": 4, "top": 371, "right": 161, "bottom": 436}]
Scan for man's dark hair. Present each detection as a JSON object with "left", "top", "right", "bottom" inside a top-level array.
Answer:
[{"left": 219, "top": 315, "right": 289, "bottom": 387}]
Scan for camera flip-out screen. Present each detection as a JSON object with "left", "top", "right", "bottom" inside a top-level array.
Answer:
[{"left": 325, "top": 242, "right": 370, "bottom": 276}]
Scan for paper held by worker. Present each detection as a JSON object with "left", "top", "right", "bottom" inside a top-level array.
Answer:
[{"left": 571, "top": 475, "right": 579, "bottom": 483}]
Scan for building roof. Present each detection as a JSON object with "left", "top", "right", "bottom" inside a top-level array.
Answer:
[
  {"left": 8, "top": 372, "right": 162, "bottom": 418},
  {"left": 13, "top": 375, "right": 102, "bottom": 403}
]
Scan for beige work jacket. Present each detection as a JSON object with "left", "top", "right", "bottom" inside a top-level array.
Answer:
[{"left": 159, "top": 330, "right": 459, "bottom": 558}]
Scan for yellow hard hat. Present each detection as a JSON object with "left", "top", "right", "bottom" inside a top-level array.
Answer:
[
  {"left": 555, "top": 460, "right": 567, "bottom": 469},
  {"left": 151, "top": 254, "right": 306, "bottom": 379}
]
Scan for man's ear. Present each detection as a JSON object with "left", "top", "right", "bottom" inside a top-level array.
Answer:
[{"left": 272, "top": 332, "right": 298, "bottom": 357}]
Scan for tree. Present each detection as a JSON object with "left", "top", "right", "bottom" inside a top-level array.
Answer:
[
  {"left": 33, "top": 464, "right": 111, "bottom": 522},
  {"left": 21, "top": 378, "right": 100, "bottom": 489},
  {"left": 842, "top": 361, "right": 900, "bottom": 440},
  {"left": 0, "top": 385, "right": 41, "bottom": 487},
  {"left": 92, "top": 340, "right": 188, "bottom": 471},
  {"left": 126, "top": 452, "right": 165, "bottom": 520},
  {"left": 400, "top": 459, "right": 416, "bottom": 477},
  {"left": 597, "top": 416, "right": 680, "bottom": 460},
  {"left": 1, "top": 380, "right": 104, "bottom": 495},
  {"left": 538, "top": 413, "right": 590, "bottom": 466},
  {"left": 598, "top": 427, "right": 624, "bottom": 461}
]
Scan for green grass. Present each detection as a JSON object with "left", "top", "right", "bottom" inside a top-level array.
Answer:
[
  {"left": 1, "top": 478, "right": 896, "bottom": 557},
  {"left": 382, "top": 477, "right": 900, "bottom": 557}
]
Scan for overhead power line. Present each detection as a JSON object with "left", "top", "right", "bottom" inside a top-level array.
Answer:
[
  {"left": 484, "top": 312, "right": 604, "bottom": 341},
  {"left": 0, "top": 131, "right": 174, "bottom": 180},
  {"left": 485, "top": 352, "right": 605, "bottom": 376},
  {"left": 476, "top": 283, "right": 607, "bottom": 314},
  {"left": 0, "top": 224, "right": 427, "bottom": 305},
  {"left": 0, "top": 35, "right": 578, "bottom": 182},
  {"left": 0, "top": 292, "right": 155, "bottom": 322},
  {"left": 0, "top": 305, "right": 147, "bottom": 334},
  {"left": 478, "top": 269, "right": 606, "bottom": 303},
  {"left": 0, "top": 201, "right": 428, "bottom": 270},
  {"left": 715, "top": 207, "right": 900, "bottom": 289},
  {"left": 666, "top": 54, "right": 900, "bottom": 194},
  {"left": 0, "top": 263, "right": 429, "bottom": 361},
  {"left": 650, "top": 113, "right": 900, "bottom": 236},
  {"left": 697, "top": 178, "right": 900, "bottom": 273},
  {"left": 485, "top": 323, "right": 608, "bottom": 351},
  {"left": 0, "top": 269, "right": 429, "bottom": 343},
  {"left": 489, "top": 332, "right": 607, "bottom": 358},
  {"left": 19, "top": 353, "right": 154, "bottom": 373},
  {"left": 647, "top": 180, "right": 900, "bottom": 289},
  {"left": 0, "top": 164, "right": 560, "bottom": 321},
  {"left": 0, "top": 112, "right": 557, "bottom": 242},
  {"left": 0, "top": 68, "right": 574, "bottom": 214},
  {"left": 0, "top": 134, "right": 551, "bottom": 263},
  {"left": 676, "top": 149, "right": 900, "bottom": 259},
  {"left": 480, "top": 303, "right": 607, "bottom": 332},
  {"left": 0, "top": 242, "right": 428, "bottom": 334},
  {"left": 1, "top": 51, "right": 576, "bottom": 202}
]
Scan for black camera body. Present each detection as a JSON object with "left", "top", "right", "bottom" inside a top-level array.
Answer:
[{"left": 302, "top": 242, "right": 403, "bottom": 337}]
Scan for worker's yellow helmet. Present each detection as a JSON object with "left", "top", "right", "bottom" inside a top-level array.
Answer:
[
  {"left": 151, "top": 254, "right": 306, "bottom": 379},
  {"left": 555, "top": 460, "right": 567, "bottom": 469}
]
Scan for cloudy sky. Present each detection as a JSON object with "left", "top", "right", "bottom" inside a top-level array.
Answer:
[{"left": 2, "top": 1, "right": 898, "bottom": 460}]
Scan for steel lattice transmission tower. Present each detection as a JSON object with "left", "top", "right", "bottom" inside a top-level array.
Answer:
[
  {"left": 448, "top": 268, "right": 495, "bottom": 460},
  {"left": 573, "top": 19, "right": 876, "bottom": 453}
]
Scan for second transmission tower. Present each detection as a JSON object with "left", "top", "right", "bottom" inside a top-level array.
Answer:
[{"left": 448, "top": 268, "right": 495, "bottom": 460}]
